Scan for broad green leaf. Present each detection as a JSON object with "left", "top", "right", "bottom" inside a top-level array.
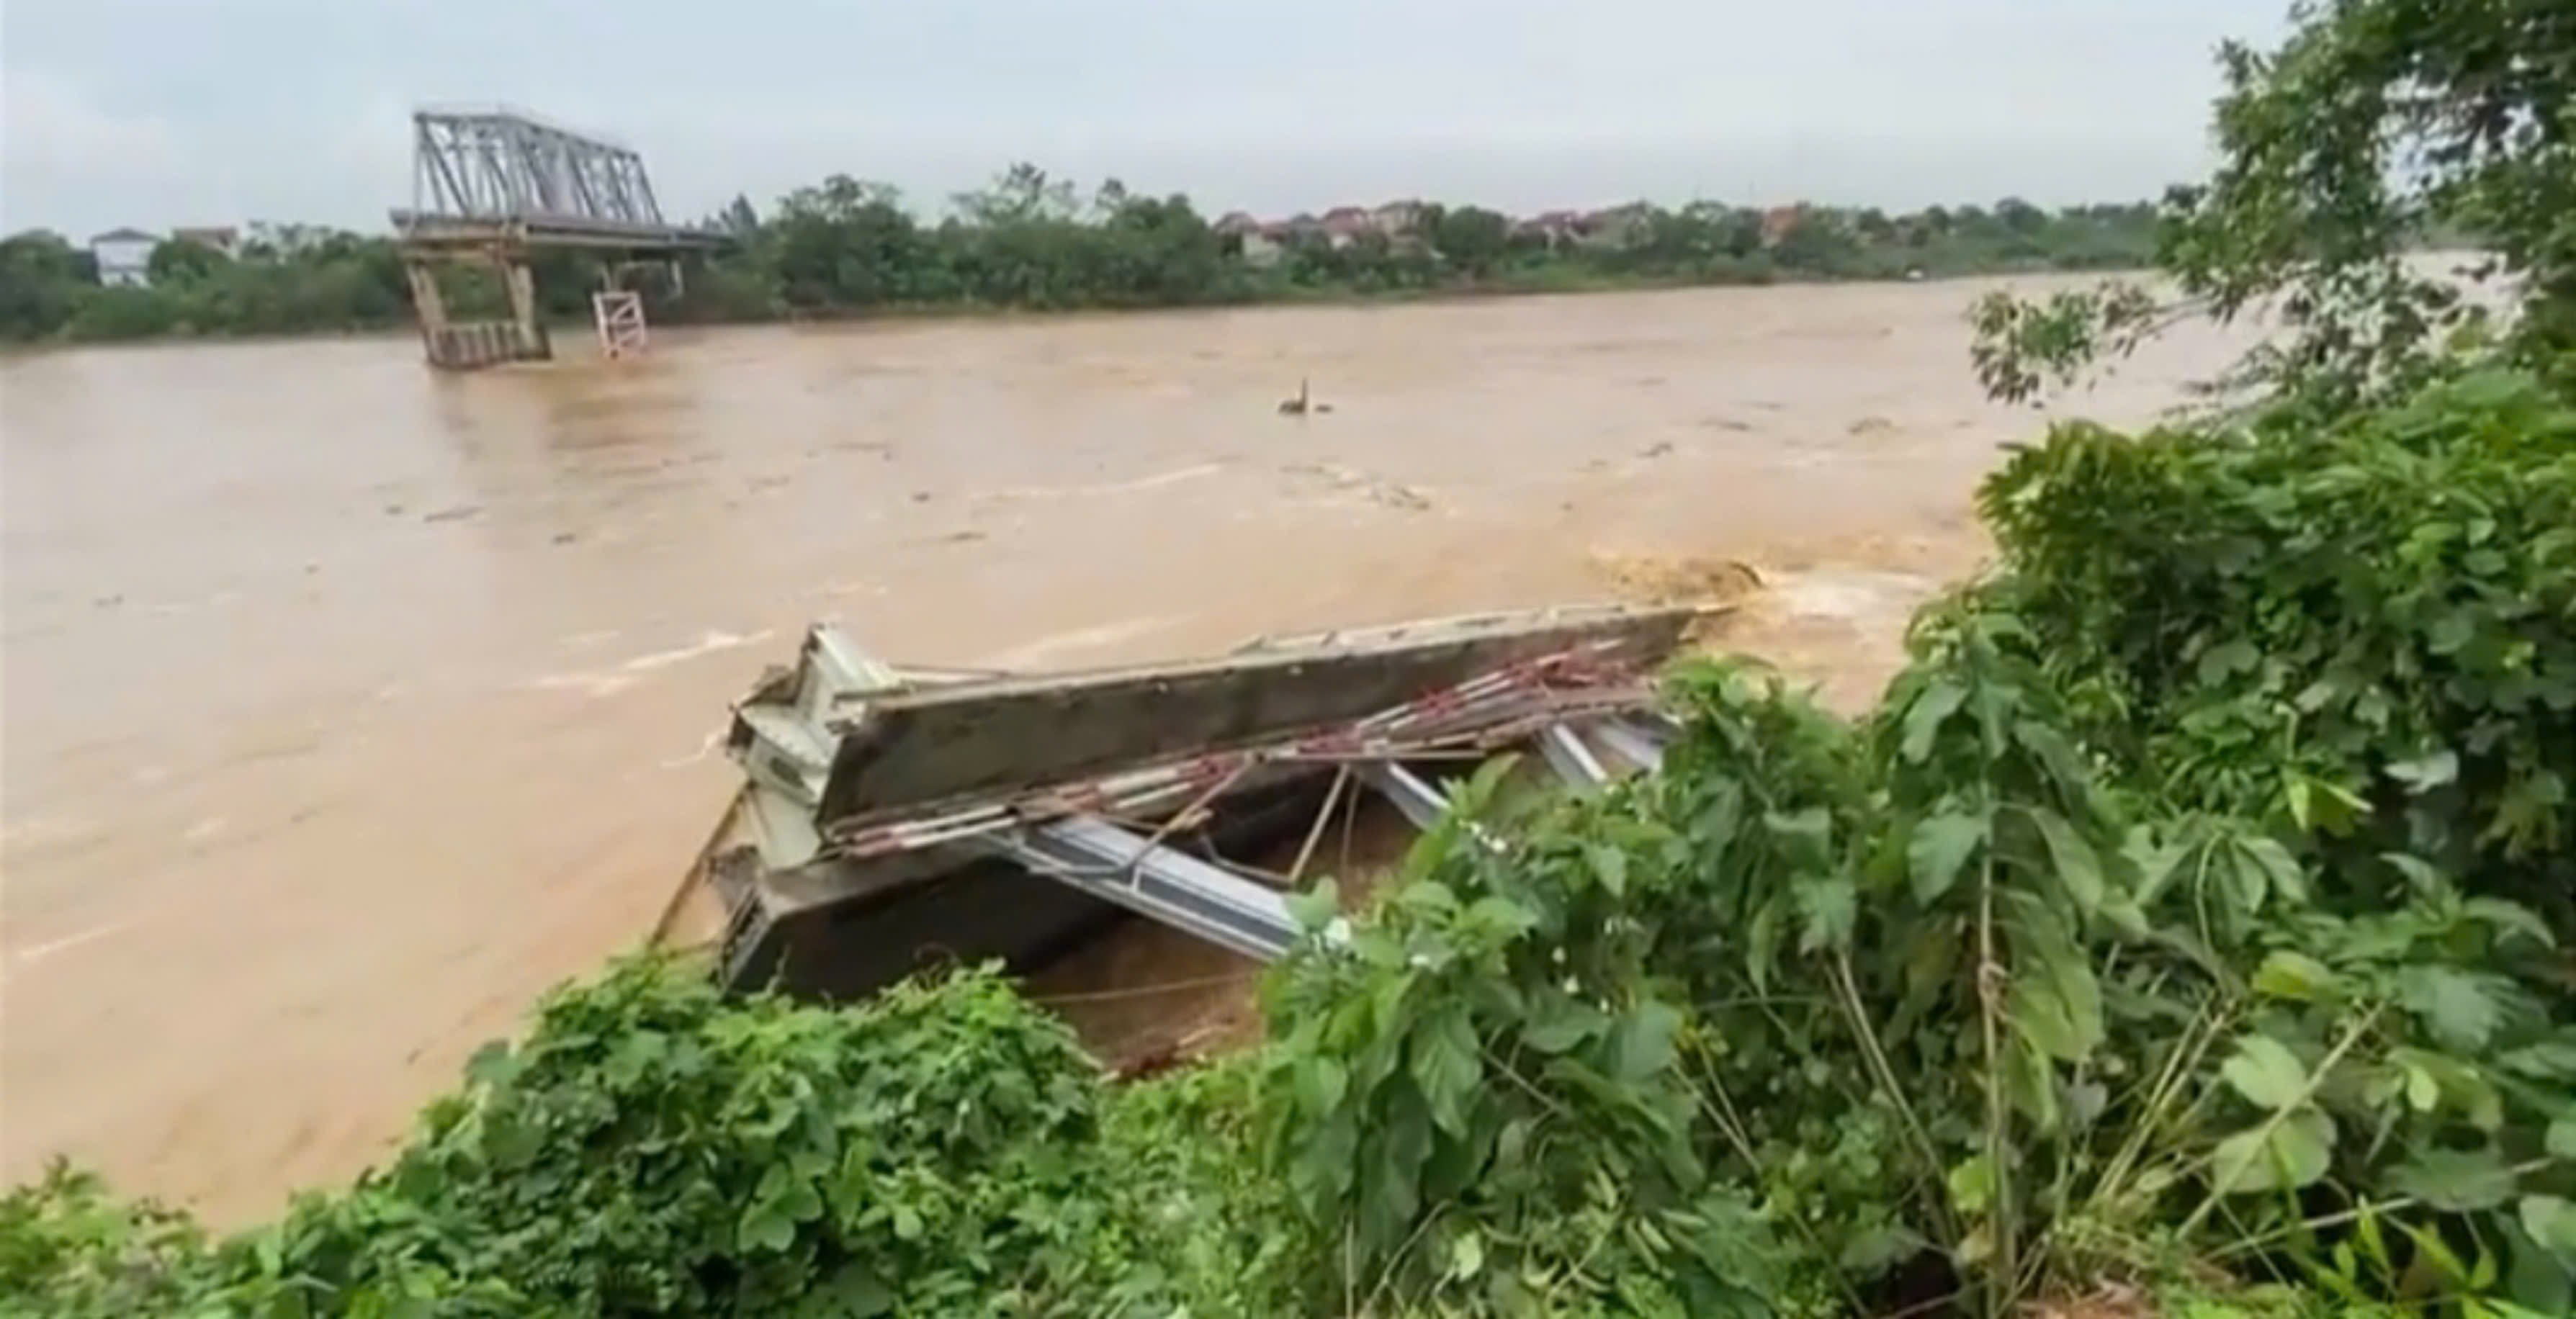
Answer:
[
  {"left": 2500, "top": 1040, "right": 2576, "bottom": 1081},
  {"left": 1900, "top": 679, "right": 1967, "bottom": 762},
  {"left": 2402, "top": 1061, "right": 2439, "bottom": 1111},
  {"left": 1294, "top": 1056, "right": 1349, "bottom": 1117},
  {"left": 1285, "top": 879, "right": 1340, "bottom": 931},
  {"left": 1463, "top": 896, "right": 1538, "bottom": 940},
  {"left": 1521, "top": 998, "right": 1608, "bottom": 1054},
  {"left": 2126, "top": 828, "right": 2189, "bottom": 906},
  {"left": 1791, "top": 875, "right": 1856, "bottom": 953},
  {"left": 463, "top": 1039, "right": 517, "bottom": 1088},
  {"left": 737, "top": 1204, "right": 794, "bottom": 1254},
  {"left": 2220, "top": 1035, "right": 2310, "bottom": 1111},
  {"left": 1947, "top": 1154, "right": 1996, "bottom": 1215},
  {"left": 2236, "top": 836, "right": 2307, "bottom": 905},
  {"left": 819, "top": 1265, "right": 896, "bottom": 1318},
  {"left": 2011, "top": 719, "right": 2092, "bottom": 798},
  {"left": 1763, "top": 806, "right": 1833, "bottom": 863},
  {"left": 2400, "top": 964, "right": 2506, "bottom": 1051},
  {"left": 2523, "top": 1196, "right": 2576, "bottom": 1261},
  {"left": 2027, "top": 806, "right": 2104, "bottom": 912},
  {"left": 1587, "top": 844, "right": 1628, "bottom": 898},
  {"left": 1836, "top": 1223, "right": 1930, "bottom": 1276},
  {"left": 2393, "top": 1046, "right": 2505, "bottom": 1131},
  {"left": 1908, "top": 809, "right": 1987, "bottom": 904},
  {"left": 2464, "top": 897, "right": 2557, "bottom": 949},
  {"left": 2212, "top": 1109, "right": 2336, "bottom": 1194},
  {"left": 2010, "top": 955, "right": 2102, "bottom": 1062},
  {"left": 2382, "top": 851, "right": 2447, "bottom": 894},
  {"left": 1410, "top": 1007, "right": 1483, "bottom": 1138},
  {"left": 2392, "top": 1146, "right": 2518, "bottom": 1211},
  {"left": 2427, "top": 611, "right": 2477, "bottom": 656},
  {"left": 2549, "top": 1117, "right": 2576, "bottom": 1161},
  {"left": 1448, "top": 1228, "right": 1486, "bottom": 1281},
  {"left": 2252, "top": 950, "right": 2338, "bottom": 1001},
  {"left": 2198, "top": 638, "right": 2261, "bottom": 684},
  {"left": 1608, "top": 1000, "right": 1683, "bottom": 1084},
  {"left": 481, "top": 1113, "right": 544, "bottom": 1170},
  {"left": 2006, "top": 1034, "right": 2063, "bottom": 1128},
  {"left": 2387, "top": 749, "right": 2460, "bottom": 792}
]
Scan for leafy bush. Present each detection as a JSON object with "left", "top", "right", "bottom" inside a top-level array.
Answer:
[
  {"left": 1975, "top": 367, "right": 2576, "bottom": 929},
  {"left": 1237, "top": 368, "right": 2576, "bottom": 1318},
  {"left": 0, "top": 963, "right": 1273, "bottom": 1317}
]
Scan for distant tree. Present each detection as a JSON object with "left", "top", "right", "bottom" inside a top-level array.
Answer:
[
  {"left": 148, "top": 238, "right": 229, "bottom": 285},
  {"left": 952, "top": 163, "right": 1079, "bottom": 225},
  {"left": 1430, "top": 206, "right": 1511, "bottom": 275},
  {"left": 0, "top": 230, "right": 95, "bottom": 338},
  {"left": 1771, "top": 212, "right": 1864, "bottom": 274},
  {"left": 1995, "top": 197, "right": 2047, "bottom": 235}
]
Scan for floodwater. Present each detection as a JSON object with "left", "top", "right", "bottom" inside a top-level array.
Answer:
[{"left": 0, "top": 279, "right": 2245, "bottom": 1223}]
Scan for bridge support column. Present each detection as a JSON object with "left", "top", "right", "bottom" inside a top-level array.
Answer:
[{"left": 503, "top": 259, "right": 549, "bottom": 361}]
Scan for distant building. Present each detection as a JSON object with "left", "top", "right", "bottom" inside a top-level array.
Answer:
[
  {"left": 1760, "top": 204, "right": 1808, "bottom": 248},
  {"left": 1513, "top": 210, "right": 1584, "bottom": 248},
  {"left": 170, "top": 225, "right": 241, "bottom": 257},
  {"left": 90, "top": 228, "right": 158, "bottom": 287},
  {"left": 1319, "top": 205, "right": 1375, "bottom": 248},
  {"left": 1576, "top": 202, "right": 1655, "bottom": 249},
  {"left": 1370, "top": 199, "right": 1429, "bottom": 236},
  {"left": 1213, "top": 211, "right": 1281, "bottom": 266}
]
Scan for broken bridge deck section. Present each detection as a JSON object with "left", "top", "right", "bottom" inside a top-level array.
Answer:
[{"left": 665, "top": 603, "right": 1706, "bottom": 999}]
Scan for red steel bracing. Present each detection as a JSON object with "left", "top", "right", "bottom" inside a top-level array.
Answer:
[{"left": 827, "top": 639, "right": 1660, "bottom": 860}]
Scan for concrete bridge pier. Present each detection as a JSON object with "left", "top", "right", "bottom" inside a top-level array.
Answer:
[{"left": 404, "top": 252, "right": 550, "bottom": 370}]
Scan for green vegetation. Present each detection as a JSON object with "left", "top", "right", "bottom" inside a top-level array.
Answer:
[
  {"left": 1968, "top": 0, "right": 2573, "bottom": 410},
  {"left": 0, "top": 185, "right": 2154, "bottom": 346},
  {"left": 9, "top": 0, "right": 2575, "bottom": 1314}
]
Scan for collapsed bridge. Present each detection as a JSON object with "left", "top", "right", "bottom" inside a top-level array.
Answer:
[
  {"left": 392, "top": 106, "right": 726, "bottom": 369},
  {"left": 660, "top": 603, "right": 1707, "bottom": 998}
]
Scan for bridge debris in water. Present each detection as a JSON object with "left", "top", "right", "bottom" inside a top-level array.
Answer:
[{"left": 660, "top": 603, "right": 1710, "bottom": 998}]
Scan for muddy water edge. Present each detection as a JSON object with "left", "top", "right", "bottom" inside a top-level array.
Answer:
[{"left": 0, "top": 277, "right": 2245, "bottom": 1223}]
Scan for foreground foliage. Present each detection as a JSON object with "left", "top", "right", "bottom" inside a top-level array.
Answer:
[
  {"left": 1253, "top": 366, "right": 2576, "bottom": 1314},
  {"left": 1, "top": 968, "right": 1288, "bottom": 1317}
]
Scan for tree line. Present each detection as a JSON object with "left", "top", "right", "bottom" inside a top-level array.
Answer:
[{"left": 0, "top": 181, "right": 2158, "bottom": 345}]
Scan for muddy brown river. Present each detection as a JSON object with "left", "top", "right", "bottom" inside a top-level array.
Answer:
[{"left": 0, "top": 279, "right": 2245, "bottom": 1222}]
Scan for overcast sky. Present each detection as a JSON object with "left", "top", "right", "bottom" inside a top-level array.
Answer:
[{"left": 3, "top": 0, "right": 2286, "bottom": 238}]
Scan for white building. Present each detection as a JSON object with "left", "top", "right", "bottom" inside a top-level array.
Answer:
[{"left": 90, "top": 228, "right": 158, "bottom": 287}]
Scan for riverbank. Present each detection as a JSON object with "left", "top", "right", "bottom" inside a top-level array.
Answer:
[
  {"left": 0, "top": 250, "right": 2140, "bottom": 353},
  {"left": 2, "top": 184, "right": 2158, "bottom": 347}
]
